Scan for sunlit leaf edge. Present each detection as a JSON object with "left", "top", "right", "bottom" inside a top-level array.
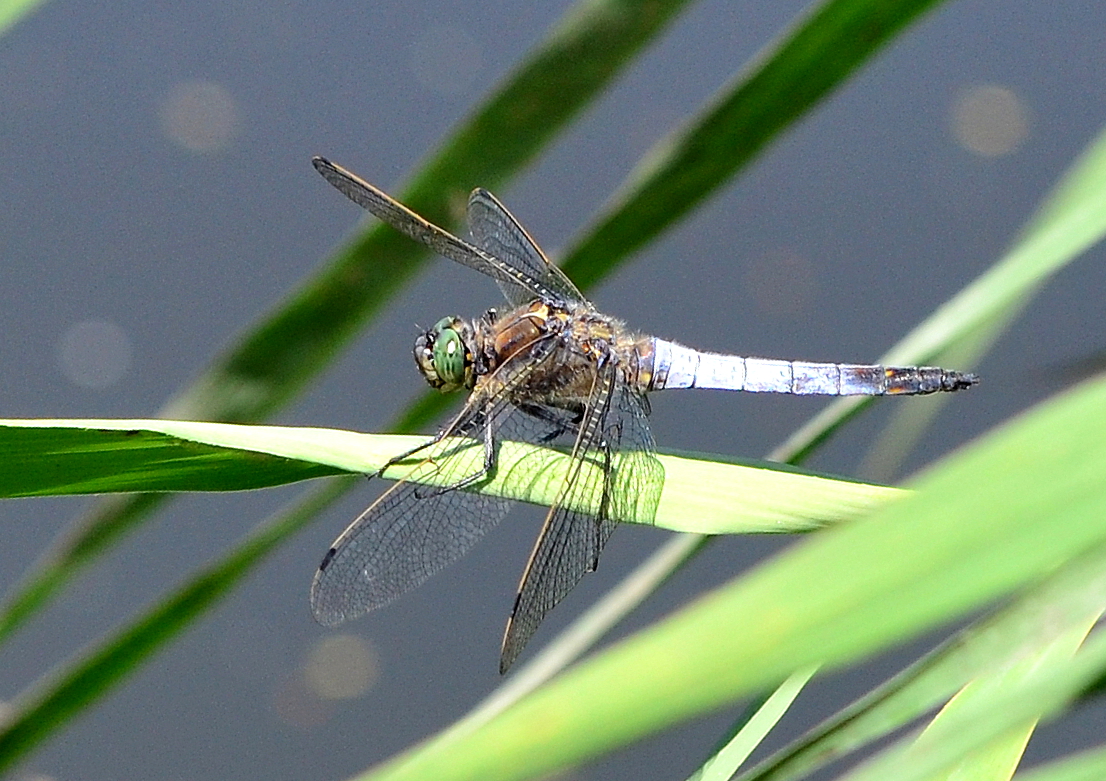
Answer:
[{"left": 0, "top": 419, "right": 902, "bottom": 535}]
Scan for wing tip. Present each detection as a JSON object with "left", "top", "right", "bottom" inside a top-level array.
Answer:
[
  {"left": 309, "top": 549, "right": 349, "bottom": 628},
  {"left": 499, "top": 621, "right": 523, "bottom": 674},
  {"left": 309, "top": 584, "right": 350, "bottom": 628}
]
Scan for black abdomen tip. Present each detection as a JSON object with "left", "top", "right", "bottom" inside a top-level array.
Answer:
[{"left": 945, "top": 372, "right": 980, "bottom": 391}]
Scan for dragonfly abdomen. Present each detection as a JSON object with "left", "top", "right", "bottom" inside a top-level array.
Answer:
[{"left": 647, "top": 339, "right": 977, "bottom": 395}]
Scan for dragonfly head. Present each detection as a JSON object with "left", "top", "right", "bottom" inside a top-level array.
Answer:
[{"left": 414, "top": 316, "right": 476, "bottom": 393}]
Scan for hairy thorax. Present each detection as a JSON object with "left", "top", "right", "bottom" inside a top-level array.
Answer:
[{"left": 475, "top": 300, "right": 652, "bottom": 411}]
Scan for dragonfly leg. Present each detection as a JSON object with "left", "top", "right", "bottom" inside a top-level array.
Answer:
[
  {"left": 595, "top": 437, "right": 614, "bottom": 543},
  {"left": 374, "top": 433, "right": 447, "bottom": 478},
  {"left": 415, "top": 418, "right": 498, "bottom": 498},
  {"left": 516, "top": 401, "right": 582, "bottom": 443},
  {"left": 373, "top": 410, "right": 492, "bottom": 482}
]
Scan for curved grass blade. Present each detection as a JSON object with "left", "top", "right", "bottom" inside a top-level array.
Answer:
[
  {"left": 733, "top": 544, "right": 1106, "bottom": 781},
  {"left": 0, "top": 419, "right": 901, "bottom": 535},
  {"left": 340, "top": 373, "right": 1106, "bottom": 781},
  {"left": 558, "top": 0, "right": 948, "bottom": 289},
  {"left": 686, "top": 667, "right": 818, "bottom": 781},
  {"left": 0, "top": 418, "right": 895, "bottom": 770},
  {"left": 1009, "top": 746, "right": 1106, "bottom": 781},
  {"left": 780, "top": 119, "right": 1106, "bottom": 465},
  {"left": 821, "top": 597, "right": 1098, "bottom": 781},
  {"left": 0, "top": 420, "right": 347, "bottom": 496},
  {"left": 832, "top": 626, "right": 1106, "bottom": 781},
  {"left": 0, "top": 0, "right": 49, "bottom": 37},
  {"left": 671, "top": 119, "right": 1106, "bottom": 780}
]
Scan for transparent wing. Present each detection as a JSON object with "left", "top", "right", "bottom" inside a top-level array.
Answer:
[
  {"left": 499, "top": 364, "right": 663, "bottom": 672},
  {"left": 310, "top": 336, "right": 565, "bottom": 627},
  {"left": 310, "top": 435, "right": 509, "bottom": 627},
  {"left": 467, "top": 188, "right": 588, "bottom": 308},
  {"left": 313, "top": 157, "right": 566, "bottom": 306}
]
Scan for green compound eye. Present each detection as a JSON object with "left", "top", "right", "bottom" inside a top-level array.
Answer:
[{"left": 432, "top": 326, "right": 467, "bottom": 388}]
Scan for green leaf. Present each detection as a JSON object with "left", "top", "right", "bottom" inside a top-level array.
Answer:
[
  {"left": 0, "top": 420, "right": 347, "bottom": 496},
  {"left": 907, "top": 617, "right": 1098, "bottom": 781},
  {"left": 1008, "top": 746, "right": 1106, "bottom": 781},
  {"left": 0, "top": 0, "right": 49, "bottom": 37},
  {"left": 735, "top": 544, "right": 1106, "bottom": 781},
  {"left": 835, "top": 623, "right": 1106, "bottom": 781},
  {"left": 687, "top": 668, "right": 819, "bottom": 781},
  {"left": 0, "top": 419, "right": 901, "bottom": 535},
  {"left": 559, "top": 0, "right": 947, "bottom": 289}
]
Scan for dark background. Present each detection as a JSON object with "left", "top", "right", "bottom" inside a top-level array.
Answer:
[{"left": 2, "top": 1, "right": 1105, "bottom": 779}]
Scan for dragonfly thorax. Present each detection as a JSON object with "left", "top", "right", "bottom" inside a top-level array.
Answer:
[{"left": 414, "top": 315, "right": 476, "bottom": 393}]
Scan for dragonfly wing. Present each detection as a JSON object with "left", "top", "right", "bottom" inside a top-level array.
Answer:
[
  {"left": 467, "top": 188, "right": 588, "bottom": 308},
  {"left": 310, "top": 410, "right": 507, "bottom": 627},
  {"left": 310, "top": 334, "right": 567, "bottom": 627},
  {"left": 312, "top": 157, "right": 545, "bottom": 299},
  {"left": 499, "top": 364, "right": 663, "bottom": 672}
]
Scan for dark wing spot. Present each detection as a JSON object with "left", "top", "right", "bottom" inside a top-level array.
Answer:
[{"left": 318, "top": 547, "right": 338, "bottom": 573}]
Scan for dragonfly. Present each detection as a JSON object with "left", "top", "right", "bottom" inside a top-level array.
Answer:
[{"left": 309, "top": 156, "right": 979, "bottom": 673}]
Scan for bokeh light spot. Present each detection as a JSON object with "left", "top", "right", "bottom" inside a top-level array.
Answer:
[
  {"left": 951, "top": 84, "right": 1030, "bottom": 158},
  {"left": 304, "top": 633, "right": 379, "bottom": 701},
  {"left": 159, "top": 79, "right": 243, "bottom": 153},
  {"left": 742, "top": 250, "right": 818, "bottom": 317},
  {"left": 57, "top": 319, "right": 132, "bottom": 389}
]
